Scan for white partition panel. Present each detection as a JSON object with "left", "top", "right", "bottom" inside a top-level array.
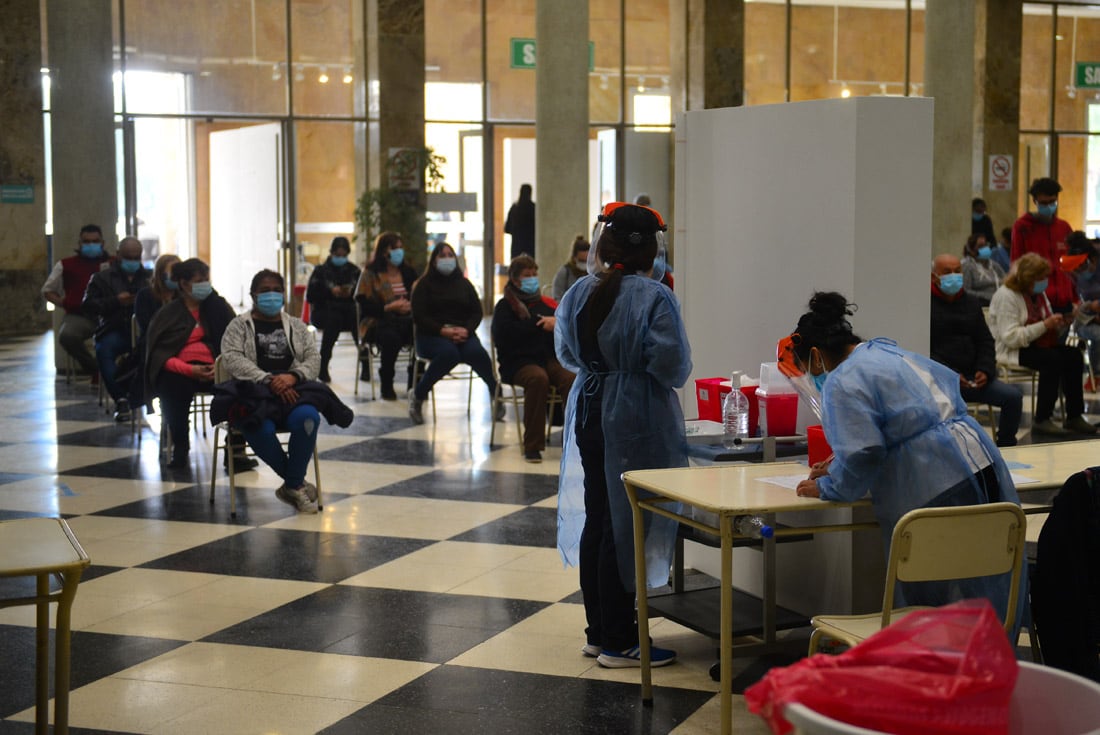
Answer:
[{"left": 675, "top": 97, "right": 933, "bottom": 615}]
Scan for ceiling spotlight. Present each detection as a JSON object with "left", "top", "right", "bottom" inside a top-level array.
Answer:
[
  {"left": 272, "top": 63, "right": 282, "bottom": 81},
  {"left": 294, "top": 65, "right": 304, "bottom": 82},
  {"left": 637, "top": 76, "right": 646, "bottom": 93},
  {"left": 841, "top": 85, "right": 851, "bottom": 99},
  {"left": 342, "top": 66, "right": 353, "bottom": 84},
  {"left": 318, "top": 67, "right": 329, "bottom": 84},
  {"left": 599, "top": 74, "right": 608, "bottom": 90}
]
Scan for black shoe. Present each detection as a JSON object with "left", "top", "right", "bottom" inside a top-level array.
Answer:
[
  {"left": 318, "top": 370, "right": 332, "bottom": 383},
  {"left": 224, "top": 454, "right": 259, "bottom": 473},
  {"left": 114, "top": 398, "right": 132, "bottom": 423},
  {"left": 360, "top": 364, "right": 372, "bottom": 382},
  {"left": 380, "top": 385, "right": 398, "bottom": 401},
  {"left": 408, "top": 394, "right": 425, "bottom": 424},
  {"left": 524, "top": 450, "right": 542, "bottom": 464},
  {"left": 167, "top": 455, "right": 189, "bottom": 469}
]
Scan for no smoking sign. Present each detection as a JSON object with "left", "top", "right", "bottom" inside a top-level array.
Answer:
[{"left": 988, "top": 154, "right": 1013, "bottom": 192}]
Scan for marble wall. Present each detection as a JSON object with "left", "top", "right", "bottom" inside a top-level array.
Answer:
[{"left": 0, "top": 0, "right": 49, "bottom": 334}]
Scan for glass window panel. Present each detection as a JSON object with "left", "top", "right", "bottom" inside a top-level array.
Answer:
[
  {"left": 1056, "top": 8, "right": 1100, "bottom": 131},
  {"left": 790, "top": 3, "right": 837, "bottom": 101},
  {"left": 836, "top": 5, "right": 908, "bottom": 96},
  {"left": 623, "top": 0, "right": 667, "bottom": 125},
  {"left": 291, "top": 0, "right": 359, "bottom": 117},
  {"left": 591, "top": 0, "right": 623, "bottom": 124},
  {"left": 426, "top": 122, "right": 484, "bottom": 289},
  {"left": 908, "top": 7, "right": 924, "bottom": 96},
  {"left": 1022, "top": 4, "right": 1054, "bottom": 131},
  {"left": 121, "top": 0, "right": 288, "bottom": 116},
  {"left": 1018, "top": 133, "right": 1051, "bottom": 213},
  {"left": 1056, "top": 133, "right": 1088, "bottom": 228},
  {"left": 295, "top": 121, "right": 358, "bottom": 262},
  {"left": 745, "top": 1, "right": 787, "bottom": 106},
  {"left": 486, "top": 0, "right": 535, "bottom": 121},
  {"left": 426, "top": 0, "right": 483, "bottom": 95}
]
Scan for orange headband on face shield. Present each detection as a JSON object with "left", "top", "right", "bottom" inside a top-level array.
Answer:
[{"left": 777, "top": 334, "right": 806, "bottom": 379}]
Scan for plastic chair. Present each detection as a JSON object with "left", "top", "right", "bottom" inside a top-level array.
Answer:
[
  {"left": 808, "top": 502, "right": 1027, "bottom": 654},
  {"left": 489, "top": 337, "right": 562, "bottom": 451},
  {"left": 965, "top": 402, "right": 997, "bottom": 434},
  {"left": 207, "top": 356, "right": 323, "bottom": 519}
]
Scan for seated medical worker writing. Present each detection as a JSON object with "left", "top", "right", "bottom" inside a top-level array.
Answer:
[{"left": 791, "top": 292, "right": 1024, "bottom": 621}]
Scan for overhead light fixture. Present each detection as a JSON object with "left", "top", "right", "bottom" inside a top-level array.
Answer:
[
  {"left": 841, "top": 85, "right": 851, "bottom": 99},
  {"left": 318, "top": 66, "right": 329, "bottom": 84},
  {"left": 294, "top": 65, "right": 304, "bottom": 82},
  {"left": 272, "top": 63, "right": 282, "bottom": 81},
  {"left": 599, "top": 74, "right": 608, "bottom": 90},
  {"left": 637, "top": 76, "right": 646, "bottom": 93},
  {"left": 342, "top": 66, "right": 353, "bottom": 84}
]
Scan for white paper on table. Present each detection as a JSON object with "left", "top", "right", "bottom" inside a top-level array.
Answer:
[
  {"left": 757, "top": 474, "right": 808, "bottom": 490},
  {"left": 1009, "top": 473, "right": 1039, "bottom": 486}
]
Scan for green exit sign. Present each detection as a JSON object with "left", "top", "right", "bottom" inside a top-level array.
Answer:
[
  {"left": 1077, "top": 62, "right": 1100, "bottom": 88},
  {"left": 510, "top": 38, "right": 595, "bottom": 71}
]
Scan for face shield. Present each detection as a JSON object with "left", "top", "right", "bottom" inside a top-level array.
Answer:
[
  {"left": 776, "top": 334, "right": 823, "bottom": 422},
  {"left": 588, "top": 202, "right": 669, "bottom": 277}
]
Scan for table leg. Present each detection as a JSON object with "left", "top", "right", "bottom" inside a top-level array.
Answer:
[
  {"left": 54, "top": 569, "right": 83, "bottom": 735},
  {"left": 625, "top": 482, "right": 653, "bottom": 703},
  {"left": 720, "top": 514, "right": 733, "bottom": 735},
  {"left": 35, "top": 574, "right": 48, "bottom": 735},
  {"left": 763, "top": 513, "right": 777, "bottom": 645}
]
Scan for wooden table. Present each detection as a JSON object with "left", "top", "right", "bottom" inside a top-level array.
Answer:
[
  {"left": 622, "top": 441, "right": 1100, "bottom": 735},
  {"left": 622, "top": 463, "right": 871, "bottom": 735},
  {"left": 0, "top": 518, "right": 90, "bottom": 735}
]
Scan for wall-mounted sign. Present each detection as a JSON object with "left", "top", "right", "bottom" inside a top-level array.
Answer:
[
  {"left": 988, "top": 154, "right": 1013, "bottom": 192},
  {"left": 510, "top": 38, "right": 595, "bottom": 71},
  {"left": 0, "top": 185, "right": 33, "bottom": 204}
]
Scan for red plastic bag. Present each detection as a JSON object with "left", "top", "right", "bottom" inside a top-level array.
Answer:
[{"left": 745, "top": 599, "right": 1018, "bottom": 735}]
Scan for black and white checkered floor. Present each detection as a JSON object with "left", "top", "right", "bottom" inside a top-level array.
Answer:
[{"left": 0, "top": 332, "right": 773, "bottom": 734}]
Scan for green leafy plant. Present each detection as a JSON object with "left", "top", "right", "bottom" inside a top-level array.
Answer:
[{"left": 354, "top": 147, "right": 445, "bottom": 270}]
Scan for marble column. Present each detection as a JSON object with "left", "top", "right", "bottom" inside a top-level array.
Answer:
[
  {"left": 681, "top": 0, "right": 744, "bottom": 111},
  {"left": 926, "top": 0, "right": 979, "bottom": 256},
  {"left": 0, "top": 0, "right": 49, "bottom": 334},
  {"left": 46, "top": 0, "right": 117, "bottom": 252},
  {"left": 373, "top": 0, "right": 426, "bottom": 265},
  {"left": 978, "top": 1, "right": 1022, "bottom": 248},
  {"left": 535, "top": 0, "right": 589, "bottom": 279}
]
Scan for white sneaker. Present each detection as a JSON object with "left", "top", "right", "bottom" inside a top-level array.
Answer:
[
  {"left": 276, "top": 484, "right": 318, "bottom": 514},
  {"left": 301, "top": 481, "right": 318, "bottom": 503}
]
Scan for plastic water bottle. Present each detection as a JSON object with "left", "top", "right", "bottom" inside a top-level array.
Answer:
[
  {"left": 734, "top": 515, "right": 774, "bottom": 539},
  {"left": 723, "top": 373, "right": 750, "bottom": 450}
]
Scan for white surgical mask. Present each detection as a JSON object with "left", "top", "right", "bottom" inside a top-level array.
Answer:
[{"left": 435, "top": 257, "right": 457, "bottom": 276}]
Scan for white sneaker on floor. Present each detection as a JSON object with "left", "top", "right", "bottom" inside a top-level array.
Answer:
[{"left": 276, "top": 484, "right": 318, "bottom": 514}]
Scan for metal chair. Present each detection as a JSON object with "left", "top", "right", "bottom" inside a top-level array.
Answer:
[
  {"left": 489, "top": 337, "right": 563, "bottom": 451},
  {"left": 354, "top": 302, "right": 414, "bottom": 399},
  {"left": 208, "top": 356, "right": 323, "bottom": 519},
  {"left": 410, "top": 325, "right": 475, "bottom": 421},
  {"left": 808, "top": 502, "right": 1027, "bottom": 654}
]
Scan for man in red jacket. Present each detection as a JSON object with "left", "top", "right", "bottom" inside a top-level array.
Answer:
[
  {"left": 1011, "top": 177, "right": 1076, "bottom": 313},
  {"left": 41, "top": 224, "right": 111, "bottom": 380}
]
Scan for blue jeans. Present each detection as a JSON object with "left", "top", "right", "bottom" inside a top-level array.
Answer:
[
  {"left": 95, "top": 329, "right": 131, "bottom": 402},
  {"left": 413, "top": 334, "right": 497, "bottom": 401},
  {"left": 960, "top": 378, "right": 1023, "bottom": 447},
  {"left": 241, "top": 404, "right": 320, "bottom": 490}
]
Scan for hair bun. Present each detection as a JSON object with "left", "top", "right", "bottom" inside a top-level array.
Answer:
[
  {"left": 608, "top": 204, "right": 659, "bottom": 237},
  {"left": 808, "top": 291, "right": 856, "bottom": 321}
]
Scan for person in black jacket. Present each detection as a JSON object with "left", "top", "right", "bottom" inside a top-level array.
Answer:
[
  {"left": 504, "top": 183, "right": 535, "bottom": 260},
  {"left": 492, "top": 255, "right": 575, "bottom": 462},
  {"left": 82, "top": 236, "right": 151, "bottom": 422},
  {"left": 306, "top": 236, "right": 362, "bottom": 382},
  {"left": 971, "top": 197, "right": 996, "bottom": 246},
  {"left": 930, "top": 253, "right": 1022, "bottom": 447},
  {"left": 144, "top": 258, "right": 244, "bottom": 470},
  {"left": 409, "top": 242, "right": 499, "bottom": 424},
  {"left": 355, "top": 231, "right": 418, "bottom": 399}
]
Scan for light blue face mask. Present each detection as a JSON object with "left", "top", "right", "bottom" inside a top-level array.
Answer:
[
  {"left": 119, "top": 258, "right": 142, "bottom": 274},
  {"left": 519, "top": 276, "right": 539, "bottom": 295},
  {"left": 435, "top": 257, "right": 457, "bottom": 276},
  {"left": 256, "top": 292, "right": 284, "bottom": 316},
  {"left": 977, "top": 246, "right": 992, "bottom": 260},
  {"left": 1032, "top": 278, "right": 1049, "bottom": 295},
  {"left": 389, "top": 248, "right": 405, "bottom": 266},
  {"left": 80, "top": 243, "right": 103, "bottom": 258},
  {"left": 972, "top": 212, "right": 984, "bottom": 222},
  {"left": 811, "top": 350, "right": 829, "bottom": 393},
  {"left": 1037, "top": 202, "right": 1058, "bottom": 219},
  {"left": 651, "top": 255, "right": 667, "bottom": 282},
  {"left": 163, "top": 275, "right": 179, "bottom": 291},
  {"left": 331, "top": 256, "right": 348, "bottom": 267},
  {"left": 190, "top": 281, "right": 213, "bottom": 301},
  {"left": 938, "top": 272, "right": 964, "bottom": 296}
]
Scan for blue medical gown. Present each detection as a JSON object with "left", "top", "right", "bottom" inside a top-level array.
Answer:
[
  {"left": 555, "top": 275, "right": 692, "bottom": 590},
  {"left": 817, "top": 339, "right": 1024, "bottom": 621}
]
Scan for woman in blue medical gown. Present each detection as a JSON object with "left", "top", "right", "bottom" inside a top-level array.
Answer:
[
  {"left": 555, "top": 202, "right": 691, "bottom": 668},
  {"left": 792, "top": 292, "right": 1025, "bottom": 629}
]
